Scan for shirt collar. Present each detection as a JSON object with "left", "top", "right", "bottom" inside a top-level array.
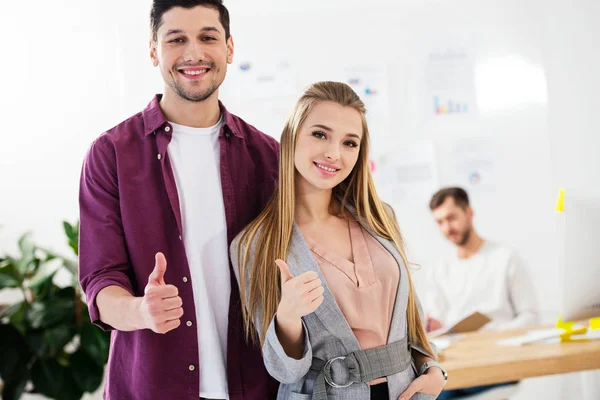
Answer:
[{"left": 141, "top": 94, "right": 244, "bottom": 139}]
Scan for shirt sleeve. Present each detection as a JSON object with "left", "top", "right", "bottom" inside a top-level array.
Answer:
[
  {"left": 79, "top": 137, "right": 135, "bottom": 331},
  {"left": 500, "top": 252, "right": 540, "bottom": 330},
  {"left": 424, "top": 261, "right": 449, "bottom": 326}
]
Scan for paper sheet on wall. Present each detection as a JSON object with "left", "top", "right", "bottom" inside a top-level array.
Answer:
[
  {"left": 447, "top": 138, "right": 496, "bottom": 192},
  {"left": 376, "top": 140, "right": 439, "bottom": 206},
  {"left": 424, "top": 47, "right": 477, "bottom": 118},
  {"left": 225, "top": 59, "right": 298, "bottom": 100},
  {"left": 221, "top": 59, "right": 299, "bottom": 140},
  {"left": 343, "top": 64, "right": 390, "bottom": 159}
]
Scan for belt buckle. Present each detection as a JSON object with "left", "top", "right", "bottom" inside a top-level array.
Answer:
[{"left": 323, "top": 356, "right": 353, "bottom": 388}]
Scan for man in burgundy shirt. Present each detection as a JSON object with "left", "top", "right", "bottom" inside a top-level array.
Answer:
[{"left": 78, "top": 1, "right": 279, "bottom": 399}]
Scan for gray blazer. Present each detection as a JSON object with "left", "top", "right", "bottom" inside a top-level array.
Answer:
[{"left": 230, "top": 210, "right": 437, "bottom": 400}]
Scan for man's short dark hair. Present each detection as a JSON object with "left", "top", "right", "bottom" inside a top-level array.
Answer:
[
  {"left": 429, "top": 187, "right": 470, "bottom": 210},
  {"left": 150, "top": 0, "right": 231, "bottom": 41}
]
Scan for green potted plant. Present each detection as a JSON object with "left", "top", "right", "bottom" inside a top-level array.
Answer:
[{"left": 0, "top": 221, "right": 109, "bottom": 400}]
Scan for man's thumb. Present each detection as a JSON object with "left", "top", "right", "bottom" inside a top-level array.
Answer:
[
  {"left": 148, "top": 252, "right": 167, "bottom": 285},
  {"left": 275, "top": 259, "right": 293, "bottom": 283}
]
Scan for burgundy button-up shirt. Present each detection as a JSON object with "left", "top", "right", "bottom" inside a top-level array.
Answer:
[{"left": 79, "top": 95, "right": 280, "bottom": 399}]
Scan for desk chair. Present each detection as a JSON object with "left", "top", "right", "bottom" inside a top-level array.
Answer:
[{"left": 455, "top": 382, "right": 521, "bottom": 400}]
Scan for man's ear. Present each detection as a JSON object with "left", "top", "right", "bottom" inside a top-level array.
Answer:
[
  {"left": 466, "top": 205, "right": 474, "bottom": 219},
  {"left": 226, "top": 36, "right": 235, "bottom": 64},
  {"left": 150, "top": 40, "right": 159, "bottom": 67}
]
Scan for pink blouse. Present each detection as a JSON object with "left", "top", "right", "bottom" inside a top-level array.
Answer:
[{"left": 304, "top": 218, "right": 400, "bottom": 353}]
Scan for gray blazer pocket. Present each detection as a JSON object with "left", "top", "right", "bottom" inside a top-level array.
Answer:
[{"left": 288, "top": 393, "right": 311, "bottom": 400}]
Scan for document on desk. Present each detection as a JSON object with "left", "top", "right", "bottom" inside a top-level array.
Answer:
[
  {"left": 497, "top": 325, "right": 590, "bottom": 346},
  {"left": 428, "top": 311, "right": 491, "bottom": 338}
]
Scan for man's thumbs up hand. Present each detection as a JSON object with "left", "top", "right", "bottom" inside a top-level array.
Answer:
[{"left": 140, "top": 252, "right": 183, "bottom": 334}]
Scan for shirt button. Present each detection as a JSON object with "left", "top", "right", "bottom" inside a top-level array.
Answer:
[
  {"left": 225, "top": 131, "right": 231, "bottom": 138},
  {"left": 188, "top": 365, "right": 195, "bottom": 371},
  {"left": 186, "top": 321, "right": 193, "bottom": 327},
  {"left": 157, "top": 153, "right": 162, "bottom": 160},
  {"left": 165, "top": 126, "right": 171, "bottom": 132},
  {"left": 178, "top": 235, "right": 182, "bottom": 240},
  {"left": 183, "top": 277, "right": 188, "bottom": 283}
]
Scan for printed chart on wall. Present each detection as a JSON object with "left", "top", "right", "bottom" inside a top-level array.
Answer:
[
  {"left": 343, "top": 64, "right": 391, "bottom": 162},
  {"left": 424, "top": 46, "right": 478, "bottom": 119},
  {"left": 222, "top": 59, "right": 299, "bottom": 140},
  {"left": 447, "top": 138, "right": 497, "bottom": 193}
]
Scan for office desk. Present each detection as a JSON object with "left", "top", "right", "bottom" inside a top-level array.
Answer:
[{"left": 440, "top": 326, "right": 600, "bottom": 390}]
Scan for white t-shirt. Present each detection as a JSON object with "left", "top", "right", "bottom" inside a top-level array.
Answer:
[
  {"left": 167, "top": 118, "right": 230, "bottom": 399},
  {"left": 424, "top": 241, "right": 539, "bottom": 331}
]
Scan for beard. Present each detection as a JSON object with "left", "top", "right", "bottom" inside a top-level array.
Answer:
[
  {"left": 447, "top": 225, "right": 472, "bottom": 246},
  {"left": 169, "top": 62, "right": 224, "bottom": 102},
  {"left": 170, "top": 77, "right": 220, "bottom": 102},
  {"left": 457, "top": 228, "right": 472, "bottom": 246}
]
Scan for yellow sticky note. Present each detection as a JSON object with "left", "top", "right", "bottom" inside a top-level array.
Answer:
[
  {"left": 591, "top": 317, "right": 600, "bottom": 330},
  {"left": 556, "top": 315, "right": 574, "bottom": 331},
  {"left": 561, "top": 336, "right": 589, "bottom": 343},
  {"left": 555, "top": 189, "right": 565, "bottom": 212}
]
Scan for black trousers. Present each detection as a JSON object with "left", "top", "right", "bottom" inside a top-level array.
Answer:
[{"left": 370, "top": 381, "right": 389, "bottom": 399}]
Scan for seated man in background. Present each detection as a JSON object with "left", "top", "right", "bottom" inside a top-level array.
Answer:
[{"left": 426, "top": 187, "right": 539, "bottom": 399}]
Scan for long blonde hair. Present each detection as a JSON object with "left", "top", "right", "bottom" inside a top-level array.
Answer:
[{"left": 237, "top": 81, "right": 434, "bottom": 357}]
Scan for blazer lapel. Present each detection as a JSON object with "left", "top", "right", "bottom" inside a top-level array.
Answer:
[{"left": 287, "top": 223, "right": 362, "bottom": 352}]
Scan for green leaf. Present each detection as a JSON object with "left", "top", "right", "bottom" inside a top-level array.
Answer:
[
  {"left": 18, "top": 232, "right": 35, "bottom": 259},
  {"left": 27, "top": 296, "right": 75, "bottom": 329},
  {"left": 0, "top": 325, "right": 29, "bottom": 382},
  {"left": 0, "top": 258, "right": 24, "bottom": 285},
  {"left": 26, "top": 257, "right": 62, "bottom": 289},
  {"left": 68, "top": 239, "right": 79, "bottom": 257},
  {"left": 80, "top": 322, "right": 110, "bottom": 366},
  {"left": 70, "top": 349, "right": 104, "bottom": 392},
  {"left": 63, "top": 258, "right": 79, "bottom": 276},
  {"left": 18, "top": 256, "right": 36, "bottom": 277},
  {"left": 55, "top": 286, "right": 76, "bottom": 299},
  {"left": 63, "top": 220, "right": 80, "bottom": 257},
  {"left": 1, "top": 373, "right": 28, "bottom": 400},
  {"left": 63, "top": 221, "right": 75, "bottom": 240},
  {"left": 16, "top": 234, "right": 37, "bottom": 276},
  {"left": 3, "top": 302, "right": 28, "bottom": 333},
  {"left": 30, "top": 274, "right": 56, "bottom": 300},
  {"left": 58, "top": 367, "right": 85, "bottom": 400},
  {"left": 0, "top": 272, "right": 20, "bottom": 288},
  {"left": 36, "top": 247, "right": 79, "bottom": 277},
  {"left": 26, "top": 325, "right": 75, "bottom": 359},
  {"left": 47, "top": 325, "right": 76, "bottom": 356},
  {"left": 26, "top": 330, "right": 49, "bottom": 358},
  {"left": 31, "top": 358, "right": 65, "bottom": 398},
  {"left": 0, "top": 302, "right": 23, "bottom": 321}
]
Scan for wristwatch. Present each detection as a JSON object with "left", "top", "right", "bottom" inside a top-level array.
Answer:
[{"left": 419, "top": 361, "right": 448, "bottom": 383}]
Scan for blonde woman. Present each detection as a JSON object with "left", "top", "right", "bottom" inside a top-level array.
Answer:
[{"left": 230, "top": 82, "right": 446, "bottom": 400}]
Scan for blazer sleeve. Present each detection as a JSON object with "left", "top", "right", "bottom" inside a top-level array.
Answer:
[{"left": 230, "top": 232, "right": 313, "bottom": 384}]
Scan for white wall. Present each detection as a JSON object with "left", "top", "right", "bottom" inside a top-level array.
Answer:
[
  {"left": 1, "top": 1, "right": 598, "bottom": 399},
  {"left": 223, "top": 0, "right": 557, "bottom": 314}
]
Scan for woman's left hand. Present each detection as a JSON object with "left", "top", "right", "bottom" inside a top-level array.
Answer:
[{"left": 398, "top": 367, "right": 446, "bottom": 400}]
